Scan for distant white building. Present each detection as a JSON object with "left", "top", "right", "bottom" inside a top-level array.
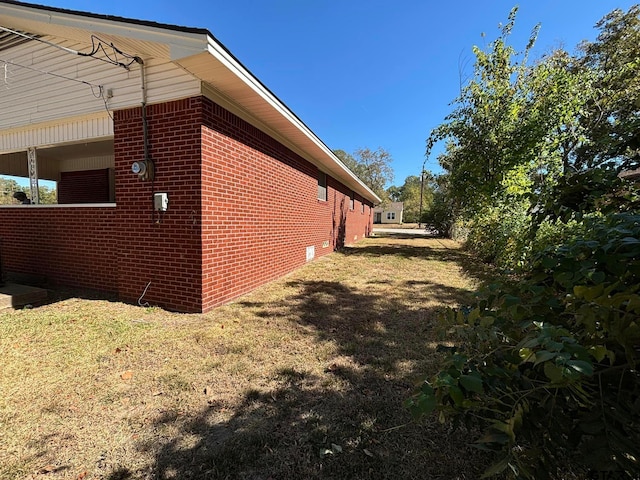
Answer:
[{"left": 373, "top": 202, "right": 404, "bottom": 224}]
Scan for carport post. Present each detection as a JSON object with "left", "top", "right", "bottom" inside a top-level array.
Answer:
[{"left": 27, "top": 147, "right": 39, "bottom": 205}]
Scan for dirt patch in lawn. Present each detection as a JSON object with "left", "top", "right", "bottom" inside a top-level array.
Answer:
[{"left": 0, "top": 235, "right": 491, "bottom": 480}]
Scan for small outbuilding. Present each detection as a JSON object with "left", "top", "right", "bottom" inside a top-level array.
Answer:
[
  {"left": 373, "top": 202, "right": 404, "bottom": 224},
  {"left": 0, "top": 0, "right": 380, "bottom": 313}
]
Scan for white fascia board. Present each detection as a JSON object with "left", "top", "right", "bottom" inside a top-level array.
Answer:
[{"left": 205, "top": 35, "right": 381, "bottom": 204}]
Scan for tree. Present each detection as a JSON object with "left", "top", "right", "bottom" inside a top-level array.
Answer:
[
  {"left": 0, "top": 177, "right": 22, "bottom": 205},
  {"left": 335, "top": 147, "right": 394, "bottom": 203},
  {"left": 426, "top": 7, "right": 543, "bottom": 217},
  {"left": 334, "top": 149, "right": 358, "bottom": 173},
  {"left": 576, "top": 5, "right": 640, "bottom": 171},
  {"left": 0, "top": 177, "right": 57, "bottom": 204},
  {"left": 424, "top": 6, "right": 600, "bottom": 267},
  {"left": 386, "top": 175, "right": 425, "bottom": 222},
  {"left": 421, "top": 174, "right": 454, "bottom": 236},
  {"left": 38, "top": 185, "right": 57, "bottom": 204},
  {"left": 387, "top": 185, "right": 402, "bottom": 202}
]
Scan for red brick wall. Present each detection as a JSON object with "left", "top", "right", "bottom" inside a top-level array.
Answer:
[
  {"left": 0, "top": 95, "right": 373, "bottom": 313},
  {"left": 113, "top": 98, "right": 203, "bottom": 313},
  {"left": 199, "top": 97, "right": 373, "bottom": 311},
  {"left": 0, "top": 207, "right": 118, "bottom": 291}
]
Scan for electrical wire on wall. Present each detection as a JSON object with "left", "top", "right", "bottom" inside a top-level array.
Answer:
[
  {"left": 138, "top": 281, "right": 151, "bottom": 307},
  {"left": 0, "top": 58, "right": 113, "bottom": 119},
  {"left": 0, "top": 26, "right": 143, "bottom": 120},
  {"left": 0, "top": 27, "right": 138, "bottom": 70}
]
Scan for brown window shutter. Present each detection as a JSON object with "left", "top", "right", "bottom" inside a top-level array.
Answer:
[{"left": 58, "top": 169, "right": 110, "bottom": 204}]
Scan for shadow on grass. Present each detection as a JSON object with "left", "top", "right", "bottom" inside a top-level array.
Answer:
[
  {"left": 124, "top": 239, "right": 490, "bottom": 479},
  {"left": 342, "top": 236, "right": 496, "bottom": 285}
]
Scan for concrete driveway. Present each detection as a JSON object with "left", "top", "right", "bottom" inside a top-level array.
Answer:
[{"left": 372, "top": 227, "right": 434, "bottom": 236}]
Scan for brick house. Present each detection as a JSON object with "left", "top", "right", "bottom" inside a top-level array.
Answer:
[{"left": 0, "top": 1, "right": 380, "bottom": 313}]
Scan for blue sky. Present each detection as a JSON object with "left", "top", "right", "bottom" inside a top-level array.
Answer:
[{"left": 18, "top": 0, "right": 640, "bottom": 187}]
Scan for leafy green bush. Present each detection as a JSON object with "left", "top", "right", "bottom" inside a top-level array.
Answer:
[
  {"left": 464, "top": 201, "right": 531, "bottom": 270},
  {"left": 408, "top": 213, "right": 640, "bottom": 478},
  {"left": 421, "top": 189, "right": 455, "bottom": 236},
  {"left": 530, "top": 217, "right": 586, "bottom": 259}
]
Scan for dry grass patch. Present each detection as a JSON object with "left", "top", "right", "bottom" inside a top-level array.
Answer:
[{"left": 0, "top": 235, "right": 490, "bottom": 480}]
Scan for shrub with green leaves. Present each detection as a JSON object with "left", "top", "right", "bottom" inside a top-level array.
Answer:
[
  {"left": 464, "top": 201, "right": 531, "bottom": 270},
  {"left": 408, "top": 213, "right": 640, "bottom": 478},
  {"left": 422, "top": 189, "right": 455, "bottom": 237}
]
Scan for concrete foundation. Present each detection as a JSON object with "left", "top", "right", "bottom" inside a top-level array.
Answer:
[{"left": 0, "top": 283, "right": 48, "bottom": 310}]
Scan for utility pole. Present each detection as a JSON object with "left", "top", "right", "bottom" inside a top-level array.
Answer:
[
  {"left": 419, "top": 170, "right": 424, "bottom": 228},
  {"left": 418, "top": 156, "right": 427, "bottom": 229}
]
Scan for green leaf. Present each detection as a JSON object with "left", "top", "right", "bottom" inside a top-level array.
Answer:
[
  {"left": 626, "top": 295, "right": 640, "bottom": 313},
  {"left": 621, "top": 236, "right": 640, "bottom": 245},
  {"left": 519, "top": 347, "right": 534, "bottom": 362},
  {"left": 534, "top": 350, "right": 556, "bottom": 365},
  {"left": 449, "top": 385, "right": 464, "bottom": 406},
  {"left": 480, "top": 455, "right": 510, "bottom": 478},
  {"left": 451, "top": 354, "right": 467, "bottom": 370},
  {"left": 588, "top": 270, "right": 606, "bottom": 284},
  {"left": 589, "top": 345, "right": 608, "bottom": 363},
  {"left": 503, "top": 295, "right": 521, "bottom": 307},
  {"left": 415, "top": 392, "right": 437, "bottom": 416},
  {"left": 468, "top": 308, "right": 481, "bottom": 323},
  {"left": 554, "top": 271, "right": 574, "bottom": 286},
  {"left": 436, "top": 372, "right": 457, "bottom": 387},
  {"left": 544, "top": 362, "right": 564, "bottom": 383},
  {"left": 480, "top": 316, "right": 495, "bottom": 327},
  {"left": 567, "top": 359, "right": 593, "bottom": 376},
  {"left": 574, "top": 284, "right": 604, "bottom": 301},
  {"left": 459, "top": 374, "right": 484, "bottom": 393}
]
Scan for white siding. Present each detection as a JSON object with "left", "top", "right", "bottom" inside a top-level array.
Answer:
[
  {"left": 0, "top": 115, "right": 113, "bottom": 153},
  {"left": 0, "top": 35, "right": 201, "bottom": 134}
]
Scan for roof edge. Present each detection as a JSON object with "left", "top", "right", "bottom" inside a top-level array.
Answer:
[{"left": 0, "top": 0, "right": 209, "bottom": 35}]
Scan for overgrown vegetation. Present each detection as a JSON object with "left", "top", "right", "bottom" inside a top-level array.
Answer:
[{"left": 411, "top": 5, "right": 640, "bottom": 478}]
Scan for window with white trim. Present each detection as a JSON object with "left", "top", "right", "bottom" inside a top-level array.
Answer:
[{"left": 387, "top": 212, "right": 395, "bottom": 220}]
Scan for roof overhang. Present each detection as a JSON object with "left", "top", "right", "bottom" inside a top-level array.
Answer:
[{"left": 0, "top": 0, "right": 381, "bottom": 204}]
